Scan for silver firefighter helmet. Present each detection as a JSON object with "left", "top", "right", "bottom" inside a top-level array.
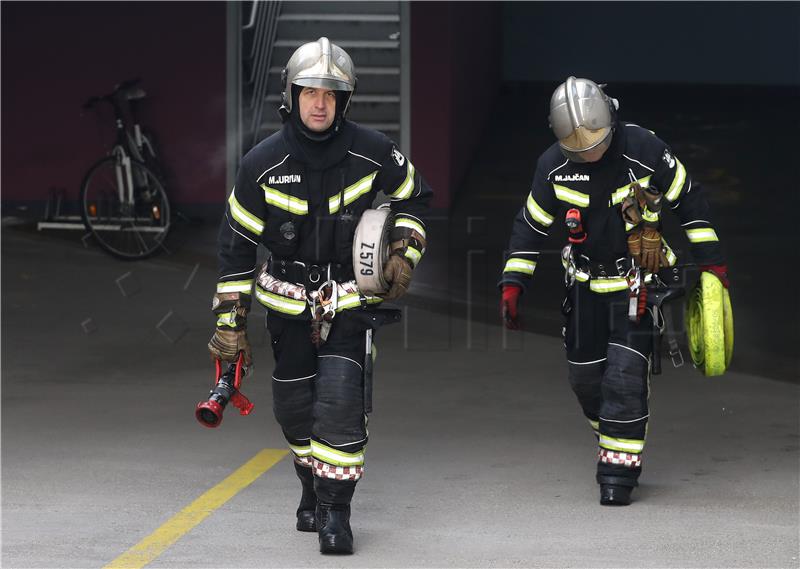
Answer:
[
  {"left": 548, "top": 76, "right": 618, "bottom": 162},
  {"left": 280, "top": 37, "right": 357, "bottom": 115}
]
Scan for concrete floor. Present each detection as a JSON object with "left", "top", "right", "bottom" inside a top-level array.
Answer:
[{"left": 2, "top": 225, "right": 799, "bottom": 568}]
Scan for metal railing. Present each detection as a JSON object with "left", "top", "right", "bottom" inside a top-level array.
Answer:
[{"left": 242, "top": 0, "right": 282, "bottom": 152}]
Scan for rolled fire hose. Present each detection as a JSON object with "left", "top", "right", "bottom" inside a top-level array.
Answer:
[
  {"left": 686, "top": 271, "right": 734, "bottom": 376},
  {"left": 353, "top": 208, "right": 393, "bottom": 295}
]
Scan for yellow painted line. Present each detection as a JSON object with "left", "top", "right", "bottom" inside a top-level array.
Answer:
[{"left": 104, "top": 448, "right": 288, "bottom": 569}]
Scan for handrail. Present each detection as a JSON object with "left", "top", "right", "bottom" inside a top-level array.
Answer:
[{"left": 240, "top": 0, "right": 281, "bottom": 151}]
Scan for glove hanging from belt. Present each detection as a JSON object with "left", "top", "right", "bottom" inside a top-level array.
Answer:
[
  {"left": 208, "top": 292, "right": 253, "bottom": 365},
  {"left": 622, "top": 182, "right": 668, "bottom": 273}
]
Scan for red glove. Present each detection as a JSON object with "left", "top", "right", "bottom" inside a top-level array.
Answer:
[
  {"left": 501, "top": 285, "right": 522, "bottom": 330},
  {"left": 700, "top": 264, "right": 729, "bottom": 289}
]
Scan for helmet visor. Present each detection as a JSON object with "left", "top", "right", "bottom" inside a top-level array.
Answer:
[{"left": 558, "top": 125, "right": 612, "bottom": 153}]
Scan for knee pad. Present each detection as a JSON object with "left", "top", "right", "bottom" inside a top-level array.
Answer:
[
  {"left": 272, "top": 374, "right": 314, "bottom": 440},
  {"left": 603, "top": 343, "right": 650, "bottom": 420},
  {"left": 313, "top": 355, "right": 366, "bottom": 447}
]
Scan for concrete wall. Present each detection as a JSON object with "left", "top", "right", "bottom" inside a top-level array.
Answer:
[
  {"left": 503, "top": 2, "right": 800, "bottom": 85},
  {"left": 1, "top": 1, "right": 227, "bottom": 212},
  {"left": 411, "top": 2, "right": 502, "bottom": 210}
]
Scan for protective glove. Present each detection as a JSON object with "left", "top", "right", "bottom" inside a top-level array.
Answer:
[
  {"left": 640, "top": 227, "right": 669, "bottom": 273},
  {"left": 208, "top": 328, "right": 252, "bottom": 365},
  {"left": 381, "top": 253, "right": 413, "bottom": 301},
  {"left": 627, "top": 229, "right": 643, "bottom": 267},
  {"left": 700, "top": 264, "right": 729, "bottom": 289},
  {"left": 208, "top": 291, "right": 252, "bottom": 364},
  {"left": 501, "top": 284, "right": 522, "bottom": 330}
]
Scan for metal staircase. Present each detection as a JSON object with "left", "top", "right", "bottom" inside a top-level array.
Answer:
[{"left": 239, "top": 1, "right": 406, "bottom": 156}]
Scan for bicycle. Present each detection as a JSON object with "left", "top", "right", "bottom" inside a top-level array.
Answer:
[{"left": 80, "top": 78, "right": 170, "bottom": 260}]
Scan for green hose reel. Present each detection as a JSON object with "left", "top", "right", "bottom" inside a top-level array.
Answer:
[{"left": 686, "top": 271, "right": 734, "bottom": 376}]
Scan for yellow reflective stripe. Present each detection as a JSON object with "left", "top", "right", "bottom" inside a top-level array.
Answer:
[
  {"left": 404, "top": 246, "right": 422, "bottom": 267},
  {"left": 526, "top": 193, "right": 554, "bottom": 226},
  {"left": 686, "top": 227, "right": 719, "bottom": 243},
  {"left": 553, "top": 184, "right": 590, "bottom": 207},
  {"left": 599, "top": 435, "right": 645, "bottom": 453},
  {"left": 228, "top": 191, "right": 265, "bottom": 235},
  {"left": 642, "top": 207, "right": 660, "bottom": 223},
  {"left": 254, "top": 287, "right": 307, "bottom": 315},
  {"left": 663, "top": 238, "right": 677, "bottom": 265},
  {"left": 610, "top": 176, "right": 652, "bottom": 206},
  {"left": 261, "top": 185, "right": 309, "bottom": 215},
  {"left": 216, "top": 311, "right": 239, "bottom": 328},
  {"left": 390, "top": 161, "right": 416, "bottom": 200},
  {"left": 329, "top": 171, "right": 378, "bottom": 213},
  {"left": 310, "top": 440, "right": 365, "bottom": 466},
  {"left": 625, "top": 221, "right": 639, "bottom": 232},
  {"left": 216, "top": 280, "right": 253, "bottom": 294},
  {"left": 589, "top": 277, "right": 629, "bottom": 293},
  {"left": 665, "top": 159, "right": 687, "bottom": 202},
  {"left": 504, "top": 258, "right": 536, "bottom": 275},
  {"left": 394, "top": 217, "right": 426, "bottom": 238},
  {"left": 289, "top": 444, "right": 312, "bottom": 457},
  {"left": 335, "top": 294, "right": 383, "bottom": 312},
  {"left": 589, "top": 420, "right": 600, "bottom": 432},
  {"left": 575, "top": 270, "right": 590, "bottom": 282}
]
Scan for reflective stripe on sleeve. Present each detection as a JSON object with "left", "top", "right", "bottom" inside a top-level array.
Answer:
[
  {"left": 526, "top": 193, "right": 555, "bottom": 226},
  {"left": 504, "top": 258, "right": 537, "bottom": 275},
  {"left": 336, "top": 294, "right": 383, "bottom": 312},
  {"left": 261, "top": 185, "right": 309, "bottom": 215},
  {"left": 553, "top": 184, "right": 590, "bottom": 207},
  {"left": 665, "top": 159, "right": 687, "bottom": 202},
  {"left": 310, "top": 440, "right": 365, "bottom": 467},
  {"left": 228, "top": 190, "right": 265, "bottom": 235},
  {"left": 686, "top": 227, "right": 719, "bottom": 243},
  {"left": 216, "top": 279, "right": 254, "bottom": 294},
  {"left": 216, "top": 311, "right": 239, "bottom": 328},
  {"left": 389, "top": 161, "right": 416, "bottom": 200},
  {"left": 394, "top": 216, "right": 426, "bottom": 238}
]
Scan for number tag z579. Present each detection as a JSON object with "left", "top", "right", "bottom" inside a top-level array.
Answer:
[{"left": 359, "top": 241, "right": 375, "bottom": 276}]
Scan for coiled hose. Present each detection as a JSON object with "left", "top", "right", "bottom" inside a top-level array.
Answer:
[{"left": 686, "top": 271, "right": 734, "bottom": 376}]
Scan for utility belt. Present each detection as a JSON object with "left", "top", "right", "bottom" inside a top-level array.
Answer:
[{"left": 268, "top": 257, "right": 355, "bottom": 292}]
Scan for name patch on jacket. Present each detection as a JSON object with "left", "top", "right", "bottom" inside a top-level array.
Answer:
[
  {"left": 268, "top": 174, "right": 302, "bottom": 185},
  {"left": 554, "top": 173, "right": 590, "bottom": 182}
]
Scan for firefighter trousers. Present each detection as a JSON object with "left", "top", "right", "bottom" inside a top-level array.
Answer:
[
  {"left": 267, "top": 311, "right": 369, "bottom": 500},
  {"left": 564, "top": 282, "right": 653, "bottom": 487}
]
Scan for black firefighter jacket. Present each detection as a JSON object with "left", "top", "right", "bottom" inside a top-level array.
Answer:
[
  {"left": 501, "top": 122, "right": 724, "bottom": 294},
  {"left": 216, "top": 120, "right": 433, "bottom": 319}
]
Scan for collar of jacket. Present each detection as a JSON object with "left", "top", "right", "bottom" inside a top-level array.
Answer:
[{"left": 282, "top": 119, "right": 356, "bottom": 171}]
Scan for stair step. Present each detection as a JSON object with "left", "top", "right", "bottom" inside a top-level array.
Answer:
[
  {"left": 278, "top": 13, "right": 399, "bottom": 22},
  {"left": 265, "top": 94, "right": 400, "bottom": 104},
  {"left": 279, "top": 1, "right": 399, "bottom": 15},
  {"left": 273, "top": 39, "right": 399, "bottom": 49}
]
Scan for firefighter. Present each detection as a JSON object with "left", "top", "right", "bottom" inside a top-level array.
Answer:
[
  {"left": 500, "top": 77, "right": 728, "bottom": 505},
  {"left": 208, "top": 38, "right": 432, "bottom": 553}
]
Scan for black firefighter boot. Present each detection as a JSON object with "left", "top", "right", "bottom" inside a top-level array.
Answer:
[
  {"left": 600, "top": 484, "right": 633, "bottom": 506},
  {"left": 294, "top": 461, "right": 317, "bottom": 532},
  {"left": 315, "top": 477, "right": 357, "bottom": 554}
]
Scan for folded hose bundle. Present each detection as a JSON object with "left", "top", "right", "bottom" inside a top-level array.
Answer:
[
  {"left": 352, "top": 208, "right": 393, "bottom": 295},
  {"left": 686, "top": 272, "right": 734, "bottom": 376}
]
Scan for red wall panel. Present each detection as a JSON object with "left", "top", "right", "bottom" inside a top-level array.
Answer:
[{"left": 1, "top": 1, "right": 227, "bottom": 208}]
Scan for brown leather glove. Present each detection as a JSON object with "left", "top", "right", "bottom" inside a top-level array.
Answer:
[
  {"left": 627, "top": 229, "right": 643, "bottom": 267},
  {"left": 208, "top": 328, "right": 252, "bottom": 365},
  {"left": 381, "top": 253, "right": 413, "bottom": 301},
  {"left": 640, "top": 227, "right": 668, "bottom": 273}
]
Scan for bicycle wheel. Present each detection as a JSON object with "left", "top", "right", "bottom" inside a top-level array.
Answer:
[{"left": 80, "top": 155, "right": 171, "bottom": 260}]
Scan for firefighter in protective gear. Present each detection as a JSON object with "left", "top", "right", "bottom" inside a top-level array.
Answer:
[
  {"left": 500, "top": 77, "right": 728, "bottom": 506},
  {"left": 208, "top": 37, "right": 432, "bottom": 553}
]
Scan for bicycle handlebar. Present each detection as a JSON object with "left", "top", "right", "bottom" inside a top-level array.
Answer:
[{"left": 82, "top": 78, "right": 143, "bottom": 111}]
